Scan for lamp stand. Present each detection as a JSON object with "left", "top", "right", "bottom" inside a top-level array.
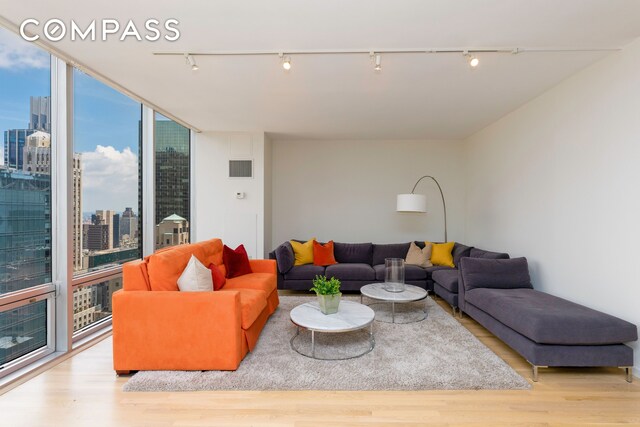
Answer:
[{"left": 410, "top": 175, "right": 447, "bottom": 242}]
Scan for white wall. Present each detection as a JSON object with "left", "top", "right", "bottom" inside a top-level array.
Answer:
[
  {"left": 192, "top": 131, "right": 268, "bottom": 258},
  {"left": 465, "top": 38, "right": 640, "bottom": 373},
  {"left": 271, "top": 139, "right": 466, "bottom": 248}
]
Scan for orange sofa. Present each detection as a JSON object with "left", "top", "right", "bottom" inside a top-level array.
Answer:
[{"left": 112, "top": 238, "right": 279, "bottom": 374}]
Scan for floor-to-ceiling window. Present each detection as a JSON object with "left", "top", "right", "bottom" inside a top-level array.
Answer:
[
  {"left": 71, "top": 69, "right": 142, "bottom": 336},
  {"left": 0, "top": 27, "right": 55, "bottom": 370},
  {"left": 154, "top": 113, "right": 190, "bottom": 249},
  {"left": 0, "top": 24, "right": 194, "bottom": 380}
]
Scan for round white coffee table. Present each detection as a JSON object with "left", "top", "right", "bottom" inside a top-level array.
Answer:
[
  {"left": 290, "top": 300, "right": 375, "bottom": 360},
  {"left": 360, "top": 283, "right": 429, "bottom": 324}
]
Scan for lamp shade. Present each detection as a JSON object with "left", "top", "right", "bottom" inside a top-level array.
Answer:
[{"left": 396, "top": 194, "right": 427, "bottom": 212}]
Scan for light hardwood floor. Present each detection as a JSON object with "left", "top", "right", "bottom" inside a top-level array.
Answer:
[{"left": 0, "top": 297, "right": 638, "bottom": 427}]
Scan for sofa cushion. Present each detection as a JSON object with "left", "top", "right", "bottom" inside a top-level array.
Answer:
[
  {"left": 423, "top": 265, "right": 455, "bottom": 279},
  {"left": 460, "top": 257, "right": 532, "bottom": 291},
  {"left": 334, "top": 242, "right": 373, "bottom": 264},
  {"left": 208, "top": 263, "right": 226, "bottom": 290},
  {"left": 373, "top": 264, "right": 427, "bottom": 281},
  {"left": 147, "top": 243, "right": 207, "bottom": 291},
  {"left": 313, "top": 240, "right": 337, "bottom": 266},
  {"left": 274, "top": 242, "right": 295, "bottom": 274},
  {"left": 192, "top": 238, "right": 224, "bottom": 267},
  {"left": 284, "top": 265, "right": 326, "bottom": 281},
  {"left": 219, "top": 288, "right": 267, "bottom": 330},
  {"left": 223, "top": 244, "right": 253, "bottom": 278},
  {"left": 431, "top": 269, "right": 459, "bottom": 293},
  {"left": 452, "top": 243, "right": 473, "bottom": 267},
  {"left": 465, "top": 288, "right": 638, "bottom": 345},
  {"left": 224, "top": 272, "right": 277, "bottom": 295},
  {"left": 405, "top": 242, "right": 432, "bottom": 268},
  {"left": 177, "top": 255, "right": 214, "bottom": 292},
  {"left": 372, "top": 243, "right": 411, "bottom": 266},
  {"left": 428, "top": 241, "right": 455, "bottom": 267},
  {"left": 470, "top": 247, "right": 509, "bottom": 259},
  {"left": 290, "top": 238, "right": 316, "bottom": 266},
  {"left": 326, "top": 263, "right": 375, "bottom": 281}
]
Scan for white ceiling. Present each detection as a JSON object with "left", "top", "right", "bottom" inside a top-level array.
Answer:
[{"left": 2, "top": 0, "right": 640, "bottom": 139}]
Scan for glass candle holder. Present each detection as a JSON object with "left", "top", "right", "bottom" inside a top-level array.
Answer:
[{"left": 384, "top": 258, "right": 405, "bottom": 292}]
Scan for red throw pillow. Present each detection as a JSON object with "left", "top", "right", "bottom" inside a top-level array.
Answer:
[
  {"left": 208, "top": 263, "right": 227, "bottom": 290},
  {"left": 313, "top": 240, "right": 337, "bottom": 266},
  {"left": 223, "top": 244, "right": 253, "bottom": 278}
]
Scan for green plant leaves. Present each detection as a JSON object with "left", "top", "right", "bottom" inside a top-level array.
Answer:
[{"left": 310, "top": 275, "right": 341, "bottom": 295}]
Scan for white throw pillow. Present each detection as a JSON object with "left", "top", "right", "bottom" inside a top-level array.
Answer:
[{"left": 177, "top": 255, "right": 214, "bottom": 292}]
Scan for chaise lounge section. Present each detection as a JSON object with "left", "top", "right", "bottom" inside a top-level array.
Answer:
[{"left": 458, "top": 257, "right": 637, "bottom": 382}]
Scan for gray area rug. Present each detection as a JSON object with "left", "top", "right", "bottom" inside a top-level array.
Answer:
[{"left": 123, "top": 295, "right": 530, "bottom": 391}]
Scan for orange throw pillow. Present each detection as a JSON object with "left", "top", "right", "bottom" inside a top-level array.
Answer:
[
  {"left": 208, "top": 263, "right": 227, "bottom": 290},
  {"left": 313, "top": 240, "right": 337, "bottom": 266}
]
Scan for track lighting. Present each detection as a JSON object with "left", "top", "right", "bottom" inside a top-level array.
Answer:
[
  {"left": 157, "top": 46, "right": 620, "bottom": 74},
  {"left": 464, "top": 51, "right": 479, "bottom": 68},
  {"left": 374, "top": 54, "right": 382, "bottom": 71},
  {"left": 280, "top": 53, "right": 292, "bottom": 71},
  {"left": 369, "top": 52, "right": 382, "bottom": 72},
  {"left": 185, "top": 54, "right": 198, "bottom": 71}
]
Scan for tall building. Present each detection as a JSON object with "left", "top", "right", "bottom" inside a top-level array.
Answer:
[
  {"left": 0, "top": 299, "right": 47, "bottom": 366},
  {"left": 83, "top": 223, "right": 110, "bottom": 251},
  {"left": 155, "top": 214, "right": 189, "bottom": 250},
  {"left": 93, "top": 210, "right": 115, "bottom": 249},
  {"left": 72, "top": 278, "right": 122, "bottom": 332},
  {"left": 3, "top": 129, "right": 36, "bottom": 169},
  {"left": 119, "top": 207, "right": 138, "bottom": 241},
  {"left": 0, "top": 168, "right": 52, "bottom": 294},
  {"left": 72, "top": 154, "right": 82, "bottom": 271},
  {"left": 22, "top": 131, "right": 51, "bottom": 174},
  {"left": 29, "top": 96, "right": 51, "bottom": 133},
  {"left": 155, "top": 120, "right": 190, "bottom": 227},
  {"left": 112, "top": 213, "right": 120, "bottom": 249}
]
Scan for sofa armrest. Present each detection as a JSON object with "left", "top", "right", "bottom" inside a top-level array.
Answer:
[
  {"left": 112, "top": 290, "right": 243, "bottom": 371},
  {"left": 123, "top": 259, "right": 150, "bottom": 291},
  {"left": 249, "top": 259, "right": 277, "bottom": 274}
]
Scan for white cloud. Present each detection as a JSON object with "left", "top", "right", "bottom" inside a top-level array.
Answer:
[
  {"left": 0, "top": 29, "right": 49, "bottom": 70},
  {"left": 80, "top": 145, "right": 138, "bottom": 213}
]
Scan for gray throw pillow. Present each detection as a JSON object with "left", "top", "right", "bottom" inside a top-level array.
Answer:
[
  {"left": 460, "top": 257, "right": 532, "bottom": 291},
  {"left": 274, "top": 242, "right": 295, "bottom": 274}
]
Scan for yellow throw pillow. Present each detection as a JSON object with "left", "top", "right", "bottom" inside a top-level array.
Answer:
[
  {"left": 426, "top": 241, "right": 455, "bottom": 267},
  {"left": 290, "top": 238, "right": 316, "bottom": 266}
]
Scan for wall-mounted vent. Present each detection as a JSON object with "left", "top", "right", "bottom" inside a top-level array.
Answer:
[{"left": 229, "top": 160, "right": 253, "bottom": 178}]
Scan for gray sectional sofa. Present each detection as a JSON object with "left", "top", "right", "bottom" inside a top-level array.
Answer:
[
  {"left": 270, "top": 239, "right": 637, "bottom": 381},
  {"left": 269, "top": 241, "right": 505, "bottom": 297},
  {"left": 458, "top": 257, "right": 638, "bottom": 382}
]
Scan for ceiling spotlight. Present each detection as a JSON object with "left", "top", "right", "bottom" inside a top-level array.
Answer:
[
  {"left": 374, "top": 54, "right": 382, "bottom": 71},
  {"left": 185, "top": 54, "right": 199, "bottom": 71},
  {"left": 463, "top": 51, "right": 479, "bottom": 68},
  {"left": 281, "top": 54, "right": 292, "bottom": 71}
]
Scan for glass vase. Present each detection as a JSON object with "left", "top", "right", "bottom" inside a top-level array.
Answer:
[{"left": 384, "top": 258, "right": 405, "bottom": 292}]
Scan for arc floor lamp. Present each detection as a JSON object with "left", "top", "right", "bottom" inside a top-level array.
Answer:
[{"left": 397, "top": 175, "right": 448, "bottom": 242}]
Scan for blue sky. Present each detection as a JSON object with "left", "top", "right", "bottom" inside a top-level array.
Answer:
[
  {"left": 1, "top": 27, "right": 141, "bottom": 154},
  {"left": 0, "top": 27, "right": 142, "bottom": 213},
  {"left": 0, "top": 67, "right": 50, "bottom": 136},
  {"left": 0, "top": 67, "right": 141, "bottom": 154}
]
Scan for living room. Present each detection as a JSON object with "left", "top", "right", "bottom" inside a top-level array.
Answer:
[{"left": 1, "top": 1, "right": 640, "bottom": 425}]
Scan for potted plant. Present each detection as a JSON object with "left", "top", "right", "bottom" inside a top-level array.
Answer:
[{"left": 310, "top": 275, "right": 342, "bottom": 315}]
